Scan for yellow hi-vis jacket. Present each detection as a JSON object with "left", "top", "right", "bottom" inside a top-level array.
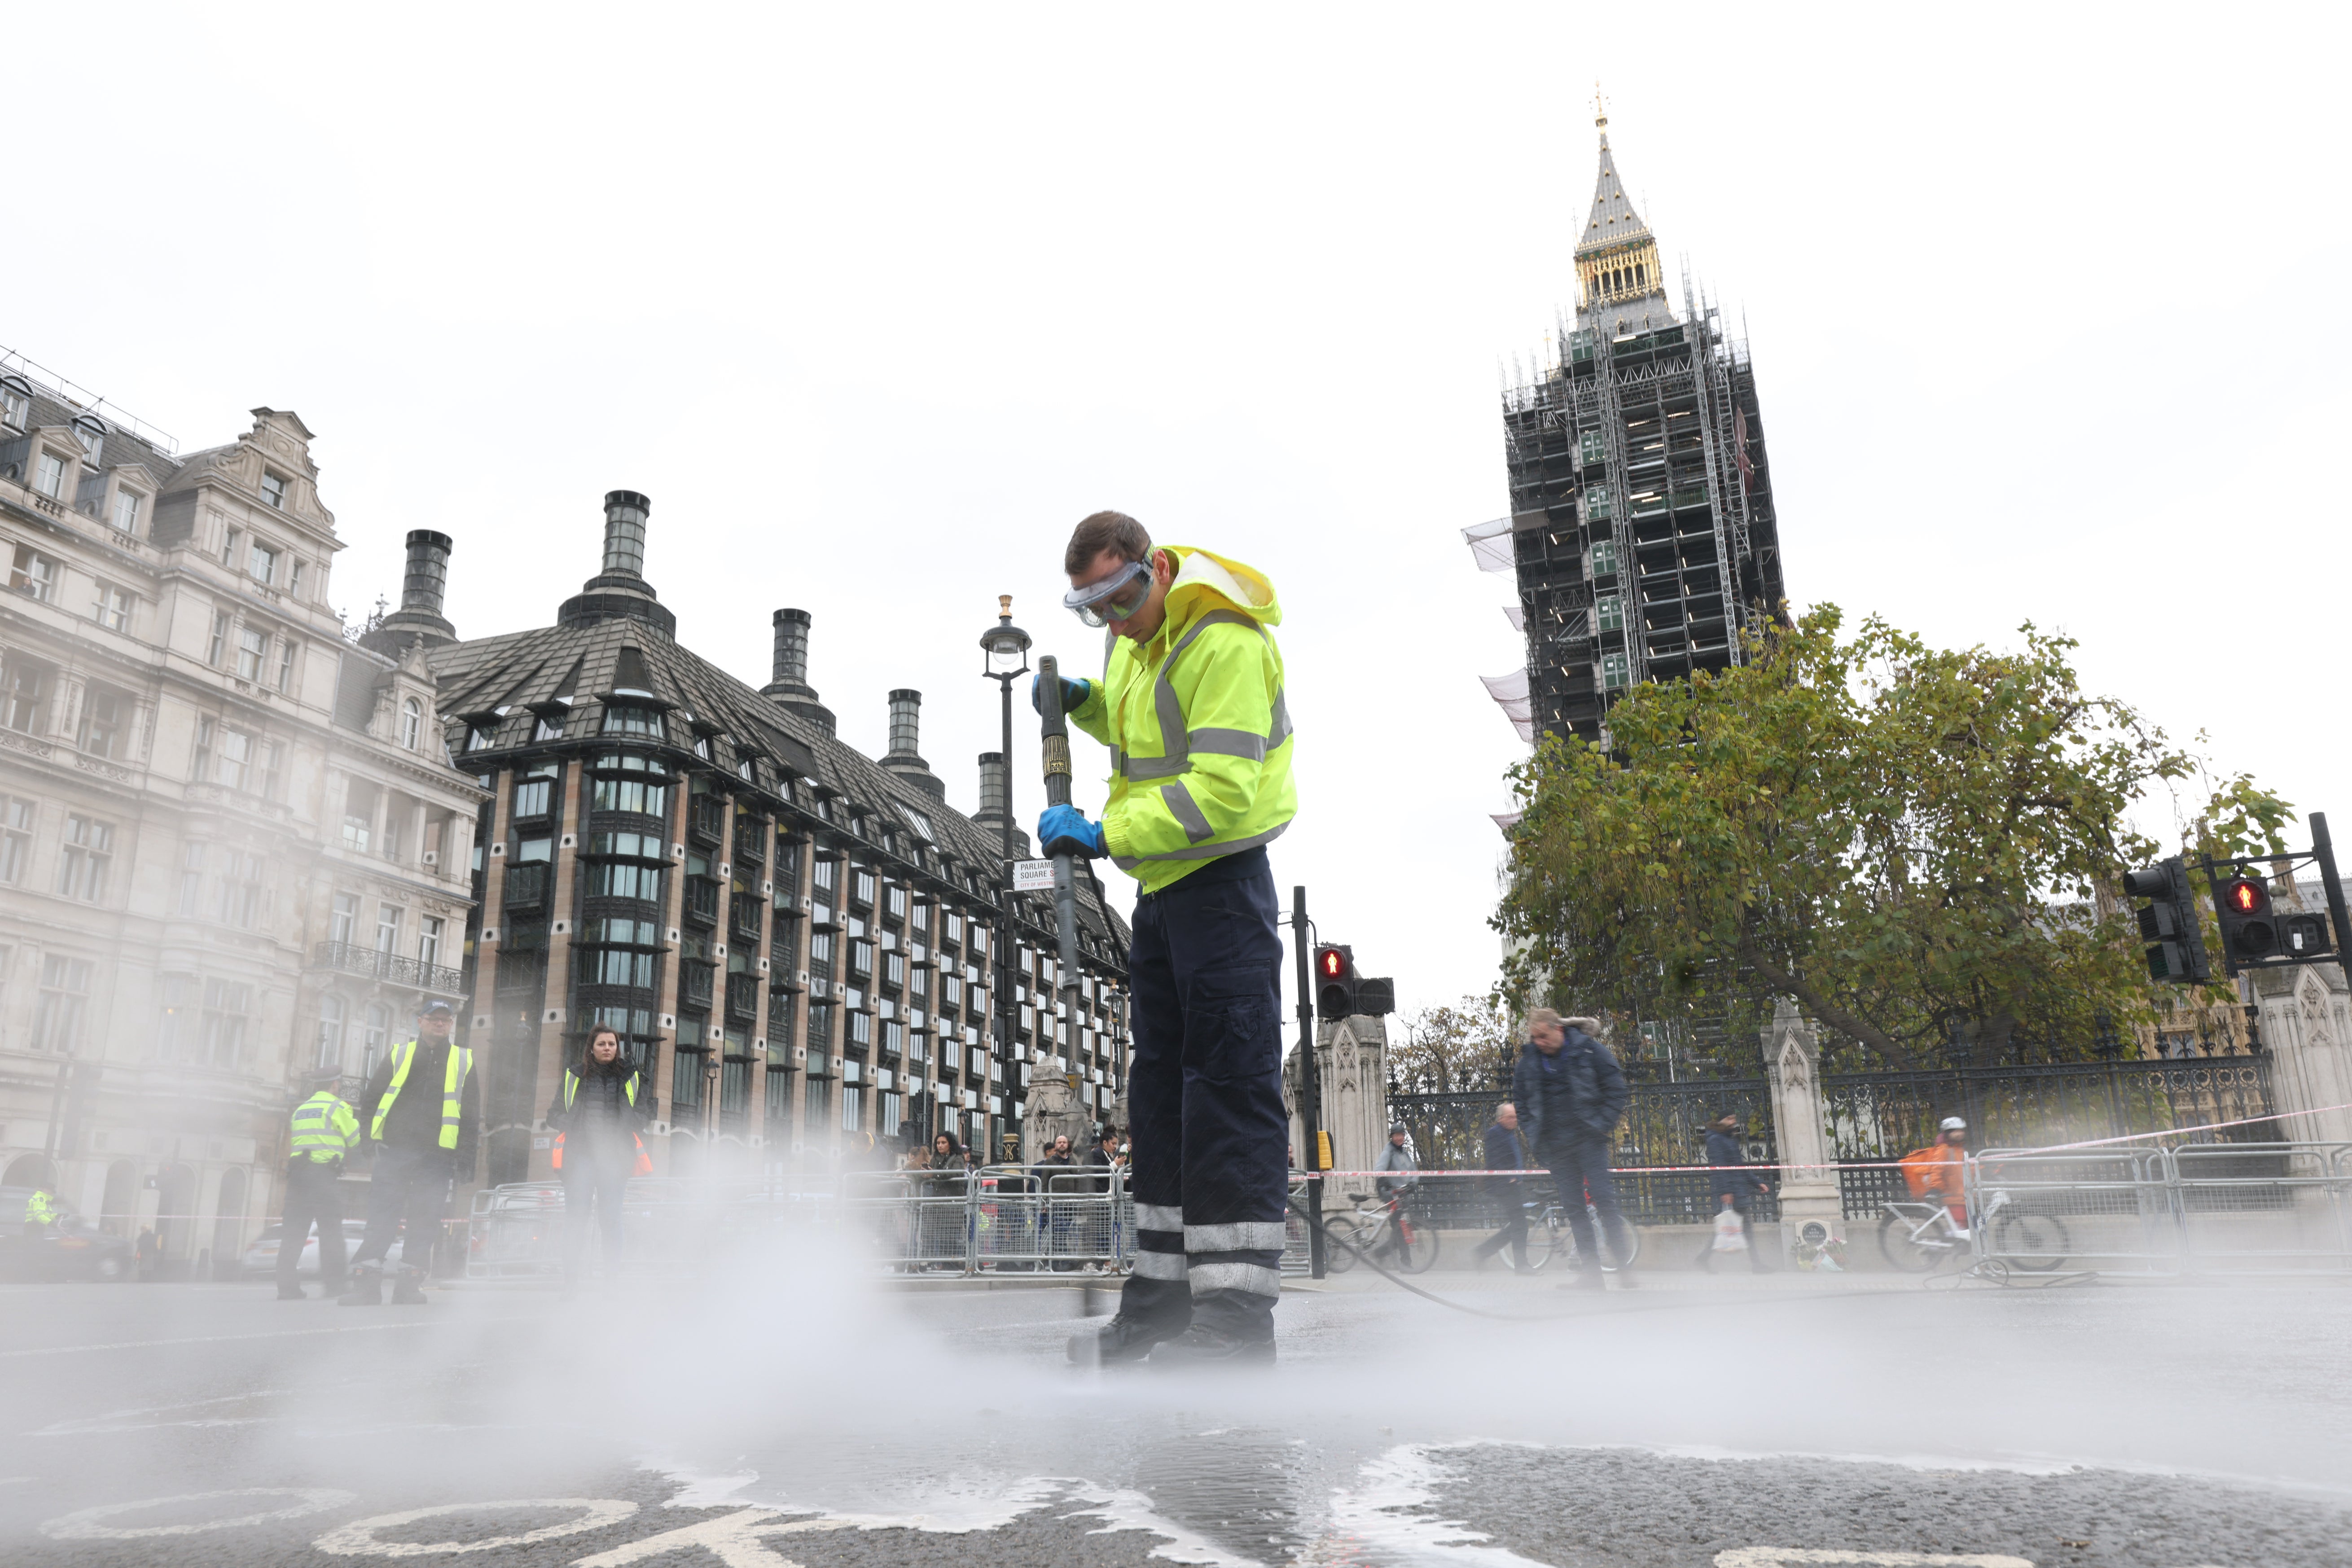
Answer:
[
  {"left": 1070, "top": 545, "right": 1295, "bottom": 894},
  {"left": 289, "top": 1091, "right": 360, "bottom": 1163},
  {"left": 24, "top": 1189, "right": 57, "bottom": 1226},
  {"left": 372, "top": 1038, "right": 475, "bottom": 1150}
]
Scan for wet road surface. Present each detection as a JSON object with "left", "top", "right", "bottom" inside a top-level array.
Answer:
[{"left": 3, "top": 1259, "right": 2346, "bottom": 1566}]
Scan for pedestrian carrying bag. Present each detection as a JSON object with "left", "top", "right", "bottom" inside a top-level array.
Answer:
[{"left": 1712, "top": 1204, "right": 1748, "bottom": 1252}]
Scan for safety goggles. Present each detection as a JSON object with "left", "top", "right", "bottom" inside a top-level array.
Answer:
[{"left": 1062, "top": 557, "right": 1155, "bottom": 627}]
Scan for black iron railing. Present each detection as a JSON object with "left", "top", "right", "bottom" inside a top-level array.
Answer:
[{"left": 312, "top": 942, "right": 465, "bottom": 994}]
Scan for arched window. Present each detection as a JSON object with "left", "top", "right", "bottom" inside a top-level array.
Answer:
[{"left": 400, "top": 697, "right": 421, "bottom": 751}]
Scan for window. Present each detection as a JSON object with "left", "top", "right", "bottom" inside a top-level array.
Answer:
[
  {"left": 261, "top": 740, "right": 285, "bottom": 800},
  {"left": 341, "top": 780, "right": 374, "bottom": 851},
  {"left": 316, "top": 995, "right": 347, "bottom": 1073},
  {"left": 276, "top": 639, "right": 298, "bottom": 694},
  {"left": 72, "top": 417, "right": 104, "bottom": 466},
  {"left": 201, "top": 979, "right": 252, "bottom": 1069},
  {"left": 217, "top": 850, "right": 266, "bottom": 929},
  {"left": 515, "top": 766, "right": 557, "bottom": 818},
  {"left": 419, "top": 915, "right": 444, "bottom": 971},
  {"left": 215, "top": 727, "right": 252, "bottom": 791},
  {"left": 0, "top": 797, "right": 31, "bottom": 882},
  {"left": 692, "top": 734, "right": 711, "bottom": 760},
  {"left": 33, "top": 955, "right": 91, "bottom": 1052},
  {"left": 586, "top": 861, "right": 663, "bottom": 901},
  {"left": 91, "top": 581, "right": 132, "bottom": 633},
  {"left": 10, "top": 544, "right": 57, "bottom": 601},
  {"left": 361, "top": 1003, "right": 390, "bottom": 1075},
  {"left": 381, "top": 805, "right": 403, "bottom": 862},
  {"left": 330, "top": 892, "right": 360, "bottom": 947},
  {"left": 0, "top": 377, "right": 27, "bottom": 429},
  {"left": 179, "top": 842, "right": 208, "bottom": 916},
  {"left": 219, "top": 527, "right": 238, "bottom": 568},
  {"left": 111, "top": 490, "right": 141, "bottom": 535},
  {"left": 533, "top": 713, "right": 562, "bottom": 741},
  {"left": 247, "top": 541, "right": 278, "bottom": 584},
  {"left": 375, "top": 902, "right": 403, "bottom": 955},
  {"left": 34, "top": 451, "right": 66, "bottom": 498},
  {"left": 587, "top": 948, "right": 655, "bottom": 987},
  {"left": 78, "top": 686, "right": 125, "bottom": 758},
  {"left": 841, "top": 1086, "right": 862, "bottom": 1131},
  {"left": 57, "top": 814, "right": 113, "bottom": 901},
  {"left": 601, "top": 705, "right": 664, "bottom": 738},
  {"left": 207, "top": 609, "right": 230, "bottom": 666},
  {"left": 887, "top": 886, "right": 907, "bottom": 920},
  {"left": 400, "top": 698, "right": 422, "bottom": 751},
  {"left": 235, "top": 626, "right": 267, "bottom": 681},
  {"left": 735, "top": 756, "right": 755, "bottom": 783},
  {"left": 288, "top": 559, "right": 304, "bottom": 598},
  {"left": 465, "top": 725, "right": 494, "bottom": 752},
  {"left": 259, "top": 471, "right": 286, "bottom": 509},
  {"left": 590, "top": 772, "right": 667, "bottom": 816}
]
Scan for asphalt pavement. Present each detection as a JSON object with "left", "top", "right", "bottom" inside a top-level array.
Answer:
[{"left": 3, "top": 1254, "right": 2347, "bottom": 1567}]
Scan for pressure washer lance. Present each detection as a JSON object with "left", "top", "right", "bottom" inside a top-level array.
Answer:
[{"left": 1036, "top": 655, "right": 1084, "bottom": 1025}]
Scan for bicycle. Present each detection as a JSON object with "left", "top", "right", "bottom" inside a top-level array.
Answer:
[
  {"left": 1322, "top": 1190, "right": 1439, "bottom": 1274},
  {"left": 1520, "top": 1195, "right": 1641, "bottom": 1273},
  {"left": 1877, "top": 1187, "right": 2071, "bottom": 1273}
]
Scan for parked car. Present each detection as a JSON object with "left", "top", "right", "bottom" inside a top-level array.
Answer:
[
  {"left": 240, "top": 1220, "right": 400, "bottom": 1278},
  {"left": 0, "top": 1191, "right": 136, "bottom": 1282}
]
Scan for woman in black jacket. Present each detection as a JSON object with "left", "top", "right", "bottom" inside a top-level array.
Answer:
[{"left": 545, "top": 1027, "right": 649, "bottom": 1283}]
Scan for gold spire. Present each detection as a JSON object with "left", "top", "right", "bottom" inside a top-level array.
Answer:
[
  {"left": 1593, "top": 83, "right": 1608, "bottom": 133},
  {"left": 1573, "top": 109, "right": 1664, "bottom": 316}
]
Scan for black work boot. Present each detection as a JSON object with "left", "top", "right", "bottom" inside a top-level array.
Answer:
[
  {"left": 1150, "top": 1288, "right": 1274, "bottom": 1367},
  {"left": 390, "top": 1269, "right": 430, "bottom": 1305},
  {"left": 338, "top": 1266, "right": 383, "bottom": 1307},
  {"left": 276, "top": 1283, "right": 306, "bottom": 1301},
  {"left": 1067, "top": 1312, "right": 1184, "bottom": 1367}
]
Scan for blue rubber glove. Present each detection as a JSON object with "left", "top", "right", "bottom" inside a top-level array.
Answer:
[
  {"left": 1029, "top": 673, "right": 1091, "bottom": 716},
  {"left": 1037, "top": 803, "right": 1106, "bottom": 859}
]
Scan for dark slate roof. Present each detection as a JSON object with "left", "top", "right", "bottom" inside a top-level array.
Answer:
[
  {"left": 424, "top": 613, "right": 1131, "bottom": 959},
  {"left": 0, "top": 372, "right": 185, "bottom": 490}
]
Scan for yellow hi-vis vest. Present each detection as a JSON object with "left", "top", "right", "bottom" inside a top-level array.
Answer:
[
  {"left": 562, "top": 1068, "right": 641, "bottom": 1110},
  {"left": 290, "top": 1091, "right": 360, "bottom": 1162},
  {"left": 373, "top": 1039, "right": 474, "bottom": 1149},
  {"left": 1070, "top": 545, "right": 1296, "bottom": 894},
  {"left": 24, "top": 1190, "right": 57, "bottom": 1225}
]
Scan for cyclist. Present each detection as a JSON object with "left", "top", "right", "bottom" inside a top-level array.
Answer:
[
  {"left": 1902, "top": 1117, "right": 1971, "bottom": 1235},
  {"left": 1370, "top": 1126, "right": 1419, "bottom": 1261}
]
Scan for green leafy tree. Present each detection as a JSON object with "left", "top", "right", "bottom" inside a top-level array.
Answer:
[
  {"left": 1495, "top": 608, "right": 2288, "bottom": 1069},
  {"left": 1390, "top": 995, "right": 1515, "bottom": 1094}
]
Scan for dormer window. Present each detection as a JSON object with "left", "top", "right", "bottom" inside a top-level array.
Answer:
[
  {"left": 71, "top": 416, "right": 104, "bottom": 467},
  {"left": 736, "top": 756, "right": 755, "bottom": 783},
  {"left": 601, "top": 705, "right": 664, "bottom": 739},
  {"left": 400, "top": 698, "right": 422, "bottom": 752},
  {"left": 466, "top": 724, "right": 496, "bottom": 752},
  {"left": 693, "top": 734, "right": 711, "bottom": 760},
  {"left": 33, "top": 451, "right": 66, "bottom": 499},
  {"left": 0, "top": 377, "right": 28, "bottom": 431},
  {"left": 111, "top": 490, "right": 142, "bottom": 535},
  {"left": 259, "top": 471, "right": 286, "bottom": 509}
]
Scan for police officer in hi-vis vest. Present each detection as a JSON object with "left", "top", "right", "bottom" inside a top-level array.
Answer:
[
  {"left": 342, "top": 999, "right": 478, "bottom": 1306},
  {"left": 277, "top": 1066, "right": 360, "bottom": 1299}
]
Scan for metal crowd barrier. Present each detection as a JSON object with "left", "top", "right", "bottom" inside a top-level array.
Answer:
[{"left": 1968, "top": 1141, "right": 2352, "bottom": 1277}]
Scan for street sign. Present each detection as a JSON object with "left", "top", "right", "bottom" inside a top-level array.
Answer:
[{"left": 1010, "top": 858, "right": 1055, "bottom": 892}]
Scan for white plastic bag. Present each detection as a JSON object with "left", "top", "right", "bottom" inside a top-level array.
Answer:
[{"left": 1711, "top": 1204, "right": 1748, "bottom": 1252}]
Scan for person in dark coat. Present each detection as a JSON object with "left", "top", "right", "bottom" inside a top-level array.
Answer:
[
  {"left": 544, "top": 1026, "right": 651, "bottom": 1284},
  {"left": 1471, "top": 1103, "right": 1535, "bottom": 1273},
  {"left": 1703, "top": 1112, "right": 1773, "bottom": 1272},
  {"left": 343, "top": 999, "right": 481, "bottom": 1306},
  {"left": 1510, "top": 1008, "right": 1633, "bottom": 1288}
]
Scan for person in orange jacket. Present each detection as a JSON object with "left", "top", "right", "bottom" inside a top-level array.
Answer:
[
  {"left": 1903, "top": 1117, "right": 1971, "bottom": 1233},
  {"left": 545, "top": 1026, "right": 651, "bottom": 1283}
]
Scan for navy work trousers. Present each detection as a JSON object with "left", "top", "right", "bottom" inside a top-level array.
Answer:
[
  {"left": 1541, "top": 1135, "right": 1634, "bottom": 1273},
  {"left": 562, "top": 1140, "right": 632, "bottom": 1278},
  {"left": 277, "top": 1160, "right": 347, "bottom": 1289},
  {"left": 1120, "top": 847, "right": 1289, "bottom": 1335},
  {"left": 354, "top": 1144, "right": 454, "bottom": 1276}
]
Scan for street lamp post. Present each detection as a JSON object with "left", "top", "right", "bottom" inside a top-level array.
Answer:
[{"left": 980, "top": 596, "right": 1032, "bottom": 1164}]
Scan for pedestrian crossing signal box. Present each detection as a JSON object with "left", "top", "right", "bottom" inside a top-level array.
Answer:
[{"left": 1314, "top": 943, "right": 1397, "bottom": 1019}]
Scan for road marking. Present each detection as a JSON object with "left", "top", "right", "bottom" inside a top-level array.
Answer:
[
  {"left": 0, "top": 1318, "right": 534, "bottom": 1359},
  {"left": 316, "top": 1498, "right": 637, "bottom": 1556},
  {"left": 1715, "top": 1554, "right": 2035, "bottom": 1567},
  {"left": 571, "top": 1508, "right": 854, "bottom": 1566},
  {"left": 41, "top": 1488, "right": 355, "bottom": 1541}
]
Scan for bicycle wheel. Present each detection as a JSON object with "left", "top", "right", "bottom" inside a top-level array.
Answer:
[
  {"left": 1395, "top": 1215, "right": 1439, "bottom": 1274},
  {"left": 1877, "top": 1209, "right": 1943, "bottom": 1272},
  {"left": 1591, "top": 1206, "right": 1641, "bottom": 1270},
  {"left": 1991, "top": 1210, "right": 2071, "bottom": 1272},
  {"left": 1524, "top": 1213, "right": 1562, "bottom": 1272},
  {"left": 1321, "top": 1214, "right": 1364, "bottom": 1273}
]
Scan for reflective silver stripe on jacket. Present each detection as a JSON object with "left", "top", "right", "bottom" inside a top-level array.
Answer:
[
  {"left": 1110, "top": 609, "right": 1292, "bottom": 782},
  {"left": 1112, "top": 818, "right": 1290, "bottom": 873}
]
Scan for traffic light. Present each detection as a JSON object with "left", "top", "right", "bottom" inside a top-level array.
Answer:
[
  {"left": 2215, "top": 875, "right": 2276, "bottom": 964},
  {"left": 2121, "top": 858, "right": 2210, "bottom": 985},
  {"left": 1313, "top": 943, "right": 1397, "bottom": 1019}
]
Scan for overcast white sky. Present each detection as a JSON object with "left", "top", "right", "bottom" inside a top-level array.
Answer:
[{"left": 7, "top": 5, "right": 2347, "bottom": 1016}]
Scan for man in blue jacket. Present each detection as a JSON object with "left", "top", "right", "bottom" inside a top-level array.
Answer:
[
  {"left": 1470, "top": 1104, "right": 1535, "bottom": 1273},
  {"left": 1510, "top": 1008, "right": 1632, "bottom": 1288}
]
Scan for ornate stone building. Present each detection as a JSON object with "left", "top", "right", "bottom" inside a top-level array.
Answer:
[
  {"left": 0, "top": 357, "right": 481, "bottom": 1270},
  {"left": 399, "top": 492, "right": 1132, "bottom": 1185}
]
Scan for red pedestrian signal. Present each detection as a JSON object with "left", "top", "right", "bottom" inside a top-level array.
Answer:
[
  {"left": 2224, "top": 878, "right": 2266, "bottom": 916},
  {"left": 2217, "top": 876, "right": 2277, "bottom": 961}
]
